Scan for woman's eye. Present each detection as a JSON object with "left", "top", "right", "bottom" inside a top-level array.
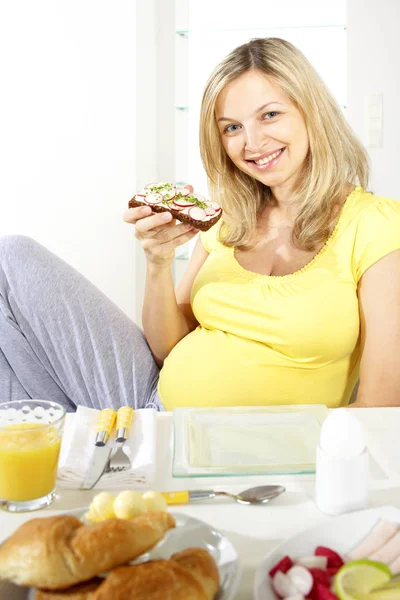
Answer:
[
  {"left": 224, "top": 124, "right": 241, "bottom": 134},
  {"left": 263, "top": 111, "right": 279, "bottom": 120}
]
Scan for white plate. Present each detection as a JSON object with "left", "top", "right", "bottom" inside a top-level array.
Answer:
[
  {"left": 0, "top": 511, "right": 240, "bottom": 600},
  {"left": 254, "top": 505, "right": 400, "bottom": 600}
]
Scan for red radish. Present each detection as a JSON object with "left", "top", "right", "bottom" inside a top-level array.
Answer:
[
  {"left": 188, "top": 206, "right": 206, "bottom": 221},
  {"left": 161, "top": 186, "right": 176, "bottom": 200},
  {"left": 296, "top": 556, "right": 328, "bottom": 570},
  {"left": 326, "top": 566, "right": 340, "bottom": 579},
  {"left": 272, "top": 571, "right": 298, "bottom": 598},
  {"left": 269, "top": 555, "right": 293, "bottom": 578},
  {"left": 176, "top": 186, "right": 191, "bottom": 196},
  {"left": 174, "top": 198, "right": 196, "bottom": 208},
  {"left": 134, "top": 193, "right": 147, "bottom": 202},
  {"left": 308, "top": 569, "right": 331, "bottom": 600},
  {"left": 286, "top": 566, "right": 313, "bottom": 595},
  {"left": 210, "top": 201, "right": 221, "bottom": 212},
  {"left": 295, "top": 556, "right": 328, "bottom": 569},
  {"left": 315, "top": 547, "right": 344, "bottom": 569},
  {"left": 171, "top": 203, "right": 184, "bottom": 211},
  {"left": 314, "top": 583, "right": 339, "bottom": 600},
  {"left": 144, "top": 182, "right": 158, "bottom": 188},
  {"left": 162, "top": 192, "right": 176, "bottom": 201},
  {"left": 144, "top": 192, "right": 163, "bottom": 204},
  {"left": 192, "top": 193, "right": 206, "bottom": 202},
  {"left": 205, "top": 207, "right": 216, "bottom": 216},
  {"left": 308, "top": 568, "right": 330, "bottom": 588}
]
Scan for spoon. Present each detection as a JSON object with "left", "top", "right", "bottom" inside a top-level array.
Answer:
[{"left": 163, "top": 485, "right": 285, "bottom": 505}]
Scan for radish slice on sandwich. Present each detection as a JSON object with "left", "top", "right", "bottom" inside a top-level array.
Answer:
[
  {"left": 188, "top": 207, "right": 207, "bottom": 221},
  {"left": 192, "top": 193, "right": 206, "bottom": 202},
  {"left": 174, "top": 198, "right": 196, "bottom": 208},
  {"left": 134, "top": 193, "right": 147, "bottom": 202},
  {"left": 162, "top": 188, "right": 176, "bottom": 200},
  {"left": 205, "top": 207, "right": 216, "bottom": 216},
  {"left": 144, "top": 192, "right": 163, "bottom": 204},
  {"left": 175, "top": 186, "right": 191, "bottom": 197}
]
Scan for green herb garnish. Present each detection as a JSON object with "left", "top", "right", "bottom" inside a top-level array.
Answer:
[{"left": 148, "top": 184, "right": 208, "bottom": 209}]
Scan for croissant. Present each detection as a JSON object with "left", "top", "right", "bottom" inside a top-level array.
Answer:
[
  {"left": 35, "top": 579, "right": 103, "bottom": 600},
  {"left": 36, "top": 548, "right": 220, "bottom": 600},
  {"left": 0, "top": 512, "right": 175, "bottom": 590}
]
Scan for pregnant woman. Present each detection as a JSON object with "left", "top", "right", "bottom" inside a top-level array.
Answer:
[{"left": 1, "top": 38, "right": 399, "bottom": 411}]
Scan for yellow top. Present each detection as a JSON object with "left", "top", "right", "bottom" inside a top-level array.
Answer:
[{"left": 158, "top": 187, "right": 400, "bottom": 409}]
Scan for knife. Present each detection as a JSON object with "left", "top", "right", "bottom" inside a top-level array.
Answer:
[{"left": 82, "top": 408, "right": 116, "bottom": 490}]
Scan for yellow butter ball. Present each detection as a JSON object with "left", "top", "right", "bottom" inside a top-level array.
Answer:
[
  {"left": 84, "top": 507, "right": 103, "bottom": 524},
  {"left": 91, "top": 492, "right": 116, "bottom": 519},
  {"left": 142, "top": 490, "right": 168, "bottom": 513},
  {"left": 114, "top": 490, "right": 147, "bottom": 520}
]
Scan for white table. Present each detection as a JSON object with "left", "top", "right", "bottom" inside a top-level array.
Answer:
[{"left": 1, "top": 408, "right": 400, "bottom": 599}]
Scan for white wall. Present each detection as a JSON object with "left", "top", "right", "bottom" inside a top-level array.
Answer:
[
  {"left": 134, "top": 0, "right": 176, "bottom": 323},
  {"left": 0, "top": 1, "right": 137, "bottom": 319},
  {"left": 347, "top": 0, "right": 400, "bottom": 200}
]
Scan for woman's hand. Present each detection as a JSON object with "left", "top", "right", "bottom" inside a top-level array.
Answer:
[{"left": 123, "top": 204, "right": 198, "bottom": 269}]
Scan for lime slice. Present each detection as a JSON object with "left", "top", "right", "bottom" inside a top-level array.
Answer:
[
  {"left": 368, "top": 582, "right": 400, "bottom": 599},
  {"left": 334, "top": 559, "right": 392, "bottom": 600}
]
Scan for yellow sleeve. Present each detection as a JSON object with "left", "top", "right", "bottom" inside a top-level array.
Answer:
[
  {"left": 353, "top": 197, "right": 400, "bottom": 281},
  {"left": 200, "top": 220, "right": 222, "bottom": 253}
]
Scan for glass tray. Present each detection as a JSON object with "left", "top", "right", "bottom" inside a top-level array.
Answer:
[{"left": 172, "top": 405, "right": 328, "bottom": 477}]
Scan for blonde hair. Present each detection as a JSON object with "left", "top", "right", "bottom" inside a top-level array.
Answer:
[{"left": 199, "top": 37, "right": 370, "bottom": 250}]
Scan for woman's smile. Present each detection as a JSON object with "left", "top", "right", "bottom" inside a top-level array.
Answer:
[{"left": 246, "top": 147, "right": 286, "bottom": 170}]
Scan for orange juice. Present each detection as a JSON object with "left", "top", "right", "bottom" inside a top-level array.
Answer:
[{"left": 0, "top": 423, "right": 61, "bottom": 501}]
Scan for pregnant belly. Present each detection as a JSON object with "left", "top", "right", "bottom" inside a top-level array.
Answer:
[
  {"left": 157, "top": 327, "right": 349, "bottom": 410},
  {"left": 158, "top": 328, "right": 250, "bottom": 409}
]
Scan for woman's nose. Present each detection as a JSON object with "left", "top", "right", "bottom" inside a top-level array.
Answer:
[{"left": 244, "top": 127, "right": 265, "bottom": 154}]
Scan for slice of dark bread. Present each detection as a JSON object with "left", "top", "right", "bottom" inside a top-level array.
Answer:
[{"left": 128, "top": 182, "right": 222, "bottom": 232}]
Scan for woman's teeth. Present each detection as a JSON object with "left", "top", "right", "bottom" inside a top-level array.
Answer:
[{"left": 254, "top": 149, "right": 282, "bottom": 165}]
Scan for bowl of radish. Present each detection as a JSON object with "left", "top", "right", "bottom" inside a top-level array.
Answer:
[
  {"left": 267, "top": 546, "right": 343, "bottom": 599},
  {"left": 254, "top": 505, "right": 400, "bottom": 600}
]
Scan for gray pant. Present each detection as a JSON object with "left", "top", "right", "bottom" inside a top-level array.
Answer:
[{"left": 0, "top": 235, "right": 161, "bottom": 412}]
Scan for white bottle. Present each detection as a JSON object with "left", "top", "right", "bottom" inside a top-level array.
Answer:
[{"left": 315, "top": 408, "right": 369, "bottom": 515}]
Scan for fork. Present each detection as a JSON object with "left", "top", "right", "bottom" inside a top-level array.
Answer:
[{"left": 108, "top": 406, "right": 134, "bottom": 472}]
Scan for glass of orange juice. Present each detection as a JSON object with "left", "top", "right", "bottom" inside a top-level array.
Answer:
[{"left": 0, "top": 399, "right": 66, "bottom": 512}]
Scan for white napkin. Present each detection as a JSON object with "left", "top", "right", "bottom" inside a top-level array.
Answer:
[{"left": 57, "top": 406, "right": 157, "bottom": 490}]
